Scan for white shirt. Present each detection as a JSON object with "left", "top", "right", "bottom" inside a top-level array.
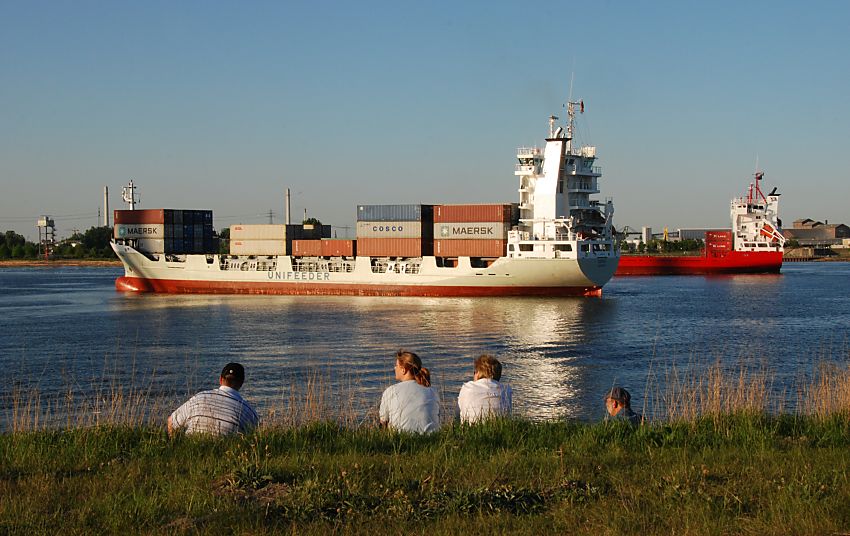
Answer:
[
  {"left": 379, "top": 380, "right": 441, "bottom": 433},
  {"left": 458, "top": 378, "right": 512, "bottom": 424},
  {"left": 170, "top": 385, "right": 259, "bottom": 435}
]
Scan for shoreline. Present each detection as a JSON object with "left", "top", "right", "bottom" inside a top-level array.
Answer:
[{"left": 0, "top": 259, "right": 122, "bottom": 267}]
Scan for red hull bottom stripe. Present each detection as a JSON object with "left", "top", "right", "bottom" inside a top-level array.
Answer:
[
  {"left": 115, "top": 276, "right": 603, "bottom": 297},
  {"left": 615, "top": 252, "right": 783, "bottom": 276}
]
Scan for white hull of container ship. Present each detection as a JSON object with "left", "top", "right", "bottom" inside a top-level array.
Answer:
[
  {"left": 111, "top": 242, "right": 617, "bottom": 297},
  {"left": 112, "top": 101, "right": 620, "bottom": 297}
]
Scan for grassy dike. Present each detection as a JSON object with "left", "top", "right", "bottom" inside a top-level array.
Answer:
[{"left": 3, "top": 416, "right": 850, "bottom": 535}]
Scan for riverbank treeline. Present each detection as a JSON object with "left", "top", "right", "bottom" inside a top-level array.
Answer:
[
  {"left": 2, "top": 415, "right": 850, "bottom": 534},
  {"left": 1, "top": 227, "right": 115, "bottom": 260}
]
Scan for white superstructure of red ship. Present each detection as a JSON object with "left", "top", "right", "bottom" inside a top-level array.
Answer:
[
  {"left": 111, "top": 102, "right": 619, "bottom": 296},
  {"left": 616, "top": 172, "right": 785, "bottom": 275}
]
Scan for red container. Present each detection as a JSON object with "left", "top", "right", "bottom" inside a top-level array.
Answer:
[
  {"left": 434, "top": 239, "right": 507, "bottom": 257},
  {"left": 705, "top": 230, "right": 732, "bottom": 241},
  {"left": 321, "top": 239, "right": 356, "bottom": 257},
  {"left": 433, "top": 204, "right": 512, "bottom": 223},
  {"left": 114, "top": 209, "right": 166, "bottom": 225},
  {"left": 356, "top": 238, "right": 430, "bottom": 257},
  {"left": 292, "top": 239, "right": 323, "bottom": 256}
]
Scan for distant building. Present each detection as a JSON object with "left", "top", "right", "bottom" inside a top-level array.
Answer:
[{"left": 784, "top": 219, "right": 850, "bottom": 246}]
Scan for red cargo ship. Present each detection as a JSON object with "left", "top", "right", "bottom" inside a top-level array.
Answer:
[{"left": 616, "top": 172, "right": 785, "bottom": 276}]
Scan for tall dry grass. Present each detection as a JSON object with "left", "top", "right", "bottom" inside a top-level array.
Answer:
[{"left": 5, "top": 356, "right": 850, "bottom": 433}]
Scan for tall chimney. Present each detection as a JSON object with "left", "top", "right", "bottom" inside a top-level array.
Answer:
[
  {"left": 285, "top": 188, "right": 291, "bottom": 225},
  {"left": 103, "top": 186, "right": 109, "bottom": 226}
]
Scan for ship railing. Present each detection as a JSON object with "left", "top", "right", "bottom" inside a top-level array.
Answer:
[
  {"left": 371, "top": 260, "right": 389, "bottom": 274},
  {"left": 516, "top": 146, "right": 542, "bottom": 156}
]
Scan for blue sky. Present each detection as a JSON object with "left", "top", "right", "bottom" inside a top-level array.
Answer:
[{"left": 2, "top": 1, "right": 848, "bottom": 239}]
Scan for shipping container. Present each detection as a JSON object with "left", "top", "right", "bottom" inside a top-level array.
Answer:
[
  {"left": 433, "top": 204, "right": 512, "bottom": 223},
  {"left": 230, "top": 240, "right": 288, "bottom": 256},
  {"left": 433, "top": 222, "right": 508, "bottom": 240},
  {"left": 356, "top": 204, "right": 433, "bottom": 222},
  {"left": 114, "top": 224, "right": 165, "bottom": 240},
  {"left": 321, "top": 239, "right": 356, "bottom": 257},
  {"left": 705, "top": 230, "right": 733, "bottom": 241},
  {"left": 292, "top": 240, "right": 323, "bottom": 256},
  {"left": 434, "top": 239, "right": 507, "bottom": 258},
  {"left": 356, "top": 221, "right": 425, "bottom": 239},
  {"left": 356, "top": 238, "right": 431, "bottom": 257},
  {"left": 231, "top": 224, "right": 289, "bottom": 240},
  {"left": 114, "top": 209, "right": 166, "bottom": 225},
  {"left": 134, "top": 238, "right": 169, "bottom": 254}
]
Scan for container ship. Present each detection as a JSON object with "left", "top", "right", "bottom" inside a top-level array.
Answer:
[
  {"left": 111, "top": 101, "right": 619, "bottom": 297},
  {"left": 616, "top": 172, "right": 785, "bottom": 276}
]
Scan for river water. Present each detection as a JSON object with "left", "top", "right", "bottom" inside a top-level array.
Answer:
[{"left": 1, "top": 263, "right": 849, "bottom": 428}]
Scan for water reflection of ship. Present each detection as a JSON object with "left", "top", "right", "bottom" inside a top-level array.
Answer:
[
  {"left": 113, "top": 294, "right": 618, "bottom": 421},
  {"left": 359, "top": 296, "right": 619, "bottom": 421}
]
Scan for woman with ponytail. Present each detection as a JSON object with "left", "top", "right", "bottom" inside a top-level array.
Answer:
[{"left": 379, "top": 350, "right": 441, "bottom": 433}]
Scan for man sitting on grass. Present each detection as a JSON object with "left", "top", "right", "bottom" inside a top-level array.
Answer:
[
  {"left": 167, "top": 362, "right": 259, "bottom": 436},
  {"left": 604, "top": 386, "right": 642, "bottom": 426}
]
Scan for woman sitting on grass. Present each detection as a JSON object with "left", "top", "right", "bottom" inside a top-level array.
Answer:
[
  {"left": 457, "top": 354, "right": 512, "bottom": 424},
  {"left": 379, "top": 349, "right": 441, "bottom": 433}
]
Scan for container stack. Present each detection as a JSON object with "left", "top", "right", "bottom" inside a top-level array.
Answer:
[
  {"left": 356, "top": 204, "right": 434, "bottom": 257},
  {"left": 705, "top": 230, "right": 733, "bottom": 256},
  {"left": 433, "top": 204, "right": 512, "bottom": 257},
  {"left": 230, "top": 224, "right": 331, "bottom": 256},
  {"left": 114, "top": 209, "right": 214, "bottom": 254}
]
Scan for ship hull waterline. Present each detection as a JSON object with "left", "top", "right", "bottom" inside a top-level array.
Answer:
[
  {"left": 615, "top": 251, "right": 783, "bottom": 276},
  {"left": 112, "top": 244, "right": 618, "bottom": 298}
]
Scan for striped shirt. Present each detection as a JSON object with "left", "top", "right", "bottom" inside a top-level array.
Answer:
[{"left": 170, "top": 385, "right": 258, "bottom": 435}]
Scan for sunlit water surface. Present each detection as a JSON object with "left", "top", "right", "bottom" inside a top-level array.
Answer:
[{"left": 1, "top": 263, "right": 849, "bottom": 427}]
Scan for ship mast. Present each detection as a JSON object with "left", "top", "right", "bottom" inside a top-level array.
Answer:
[{"left": 122, "top": 179, "right": 139, "bottom": 210}]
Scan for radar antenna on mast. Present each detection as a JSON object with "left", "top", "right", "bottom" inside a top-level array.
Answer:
[{"left": 122, "top": 179, "right": 140, "bottom": 210}]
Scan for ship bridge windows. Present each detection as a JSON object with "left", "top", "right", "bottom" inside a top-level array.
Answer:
[
  {"left": 554, "top": 244, "right": 573, "bottom": 252},
  {"left": 519, "top": 244, "right": 534, "bottom": 252}
]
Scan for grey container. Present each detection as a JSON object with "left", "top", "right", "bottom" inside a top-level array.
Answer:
[{"left": 356, "top": 204, "right": 433, "bottom": 222}]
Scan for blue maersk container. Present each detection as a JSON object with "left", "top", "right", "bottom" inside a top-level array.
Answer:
[{"left": 356, "top": 204, "right": 434, "bottom": 222}]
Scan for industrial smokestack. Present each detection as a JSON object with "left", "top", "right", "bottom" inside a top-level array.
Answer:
[
  {"left": 103, "top": 186, "right": 109, "bottom": 227},
  {"left": 285, "top": 188, "right": 291, "bottom": 225}
]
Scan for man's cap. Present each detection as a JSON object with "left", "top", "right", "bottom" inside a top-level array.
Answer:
[
  {"left": 604, "top": 386, "right": 631, "bottom": 404},
  {"left": 221, "top": 362, "right": 245, "bottom": 381}
]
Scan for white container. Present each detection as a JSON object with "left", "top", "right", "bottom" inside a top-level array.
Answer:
[
  {"left": 230, "top": 239, "right": 288, "bottom": 256},
  {"left": 433, "top": 222, "right": 508, "bottom": 240},
  {"left": 135, "top": 238, "right": 167, "bottom": 253},
  {"left": 115, "top": 224, "right": 166, "bottom": 240},
  {"left": 356, "top": 221, "right": 423, "bottom": 238},
  {"left": 231, "top": 224, "right": 290, "bottom": 240}
]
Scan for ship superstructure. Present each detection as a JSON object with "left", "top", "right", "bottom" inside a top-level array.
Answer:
[
  {"left": 731, "top": 171, "right": 785, "bottom": 253},
  {"left": 111, "top": 103, "right": 619, "bottom": 297},
  {"left": 511, "top": 101, "right": 616, "bottom": 261}
]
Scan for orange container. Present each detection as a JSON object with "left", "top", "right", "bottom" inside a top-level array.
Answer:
[
  {"left": 292, "top": 240, "right": 323, "bottom": 256},
  {"left": 434, "top": 239, "right": 507, "bottom": 257},
  {"left": 433, "top": 204, "right": 513, "bottom": 223},
  {"left": 321, "top": 239, "right": 356, "bottom": 257},
  {"left": 114, "top": 209, "right": 166, "bottom": 224},
  {"left": 357, "top": 238, "right": 431, "bottom": 257}
]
